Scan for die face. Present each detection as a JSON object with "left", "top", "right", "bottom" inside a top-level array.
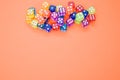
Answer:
[
  {"left": 70, "top": 12, "right": 76, "bottom": 20},
  {"left": 68, "top": 1, "right": 75, "bottom": 8},
  {"left": 42, "top": 2, "right": 50, "bottom": 10},
  {"left": 27, "top": 7, "right": 36, "bottom": 19},
  {"left": 76, "top": 5, "right": 84, "bottom": 12},
  {"left": 38, "top": 9, "right": 50, "bottom": 18},
  {"left": 49, "top": 5, "right": 56, "bottom": 12},
  {"left": 26, "top": 16, "right": 32, "bottom": 24},
  {"left": 47, "top": 18, "right": 56, "bottom": 25},
  {"left": 58, "top": 7, "right": 66, "bottom": 17},
  {"left": 52, "top": 23, "right": 59, "bottom": 30},
  {"left": 82, "top": 19, "right": 89, "bottom": 27},
  {"left": 66, "top": 6, "right": 74, "bottom": 15},
  {"left": 37, "top": 23, "right": 45, "bottom": 29},
  {"left": 51, "top": 12, "right": 58, "bottom": 20},
  {"left": 82, "top": 10, "right": 89, "bottom": 18},
  {"left": 75, "top": 12, "right": 84, "bottom": 24},
  {"left": 57, "top": 17, "right": 64, "bottom": 26},
  {"left": 36, "top": 14, "right": 46, "bottom": 24},
  {"left": 31, "top": 19, "right": 38, "bottom": 28},
  {"left": 56, "top": 5, "right": 63, "bottom": 12},
  {"left": 87, "top": 14, "right": 96, "bottom": 21},
  {"left": 44, "top": 24, "right": 52, "bottom": 32},
  {"left": 43, "top": 10, "right": 51, "bottom": 18},
  {"left": 66, "top": 18, "right": 74, "bottom": 26},
  {"left": 88, "top": 6, "right": 96, "bottom": 14},
  {"left": 60, "top": 24, "right": 67, "bottom": 32}
]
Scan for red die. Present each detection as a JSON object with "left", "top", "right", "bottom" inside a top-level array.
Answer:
[
  {"left": 68, "top": 1, "right": 75, "bottom": 9},
  {"left": 66, "top": 6, "right": 74, "bottom": 15},
  {"left": 76, "top": 4, "right": 84, "bottom": 12},
  {"left": 87, "top": 14, "right": 96, "bottom": 21},
  {"left": 52, "top": 23, "right": 59, "bottom": 30}
]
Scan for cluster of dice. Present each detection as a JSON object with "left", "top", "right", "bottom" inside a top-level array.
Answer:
[{"left": 26, "top": 1, "right": 96, "bottom": 32}]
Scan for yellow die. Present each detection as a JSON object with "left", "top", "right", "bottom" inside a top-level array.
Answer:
[
  {"left": 56, "top": 5, "right": 63, "bottom": 12},
  {"left": 26, "top": 16, "right": 32, "bottom": 24},
  {"left": 26, "top": 7, "right": 36, "bottom": 19},
  {"left": 30, "top": 19, "right": 38, "bottom": 29},
  {"left": 42, "top": 2, "right": 50, "bottom": 10}
]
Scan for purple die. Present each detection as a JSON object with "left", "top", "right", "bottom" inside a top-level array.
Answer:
[
  {"left": 82, "top": 19, "right": 89, "bottom": 27},
  {"left": 58, "top": 7, "right": 66, "bottom": 17},
  {"left": 66, "top": 18, "right": 74, "bottom": 26},
  {"left": 57, "top": 17, "right": 64, "bottom": 26},
  {"left": 51, "top": 12, "right": 58, "bottom": 20}
]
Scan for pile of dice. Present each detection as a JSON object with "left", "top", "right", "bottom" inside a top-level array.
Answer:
[{"left": 26, "top": 1, "right": 96, "bottom": 32}]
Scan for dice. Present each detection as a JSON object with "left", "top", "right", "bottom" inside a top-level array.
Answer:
[
  {"left": 42, "top": 2, "right": 50, "bottom": 10},
  {"left": 88, "top": 6, "right": 96, "bottom": 14},
  {"left": 66, "top": 6, "right": 74, "bottom": 15},
  {"left": 57, "top": 17, "right": 64, "bottom": 26},
  {"left": 82, "top": 19, "right": 89, "bottom": 27},
  {"left": 75, "top": 12, "right": 84, "bottom": 24},
  {"left": 49, "top": 5, "right": 56, "bottom": 12},
  {"left": 26, "top": 16, "right": 32, "bottom": 24},
  {"left": 70, "top": 12, "right": 76, "bottom": 20},
  {"left": 30, "top": 19, "right": 38, "bottom": 28},
  {"left": 60, "top": 24, "right": 67, "bottom": 32},
  {"left": 51, "top": 12, "right": 58, "bottom": 20},
  {"left": 36, "top": 14, "right": 46, "bottom": 24},
  {"left": 66, "top": 18, "right": 74, "bottom": 26},
  {"left": 26, "top": 7, "right": 36, "bottom": 19},
  {"left": 68, "top": 1, "right": 75, "bottom": 8},
  {"left": 44, "top": 23, "right": 52, "bottom": 32},
  {"left": 87, "top": 14, "right": 96, "bottom": 21},
  {"left": 52, "top": 23, "right": 59, "bottom": 30},
  {"left": 38, "top": 9, "right": 50, "bottom": 18},
  {"left": 76, "top": 4, "right": 84, "bottom": 12},
  {"left": 58, "top": 7, "right": 66, "bottom": 17},
  {"left": 56, "top": 5, "right": 63, "bottom": 12},
  {"left": 82, "top": 10, "right": 89, "bottom": 18},
  {"left": 37, "top": 23, "right": 45, "bottom": 29}
]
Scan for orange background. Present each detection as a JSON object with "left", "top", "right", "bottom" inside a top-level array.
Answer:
[{"left": 0, "top": 0, "right": 120, "bottom": 80}]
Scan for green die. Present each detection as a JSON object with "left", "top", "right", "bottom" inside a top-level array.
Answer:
[{"left": 75, "top": 12, "right": 84, "bottom": 24}]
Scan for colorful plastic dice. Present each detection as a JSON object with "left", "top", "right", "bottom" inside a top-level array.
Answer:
[
  {"left": 26, "top": 1, "right": 96, "bottom": 32},
  {"left": 75, "top": 12, "right": 84, "bottom": 24}
]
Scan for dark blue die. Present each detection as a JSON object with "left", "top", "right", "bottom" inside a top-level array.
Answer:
[{"left": 49, "top": 5, "right": 56, "bottom": 12}]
